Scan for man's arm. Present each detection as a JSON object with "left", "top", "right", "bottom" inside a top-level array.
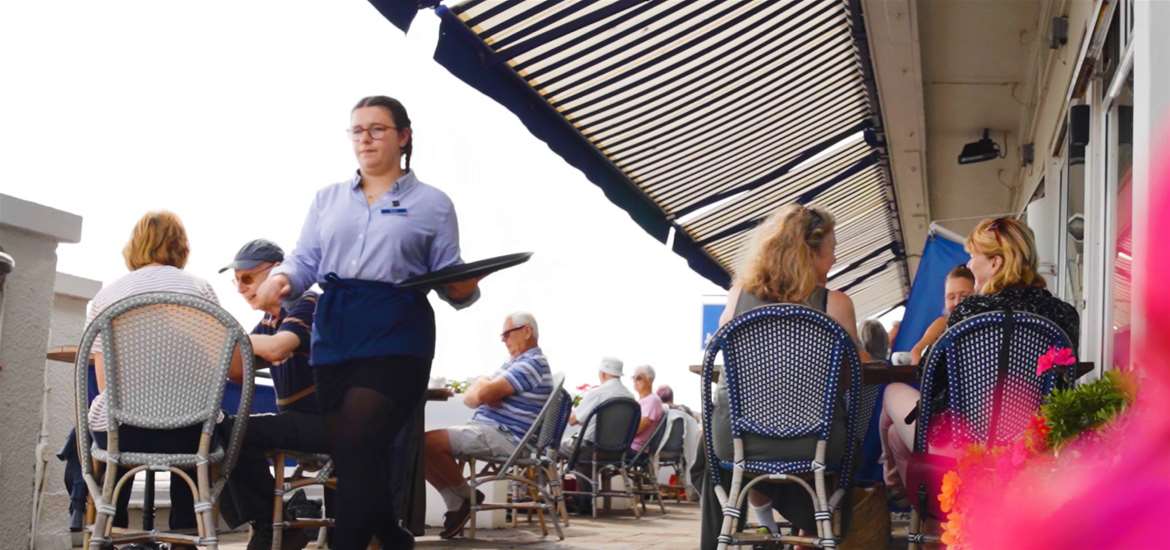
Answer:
[
  {"left": 227, "top": 332, "right": 300, "bottom": 383},
  {"left": 463, "top": 376, "right": 515, "bottom": 408}
]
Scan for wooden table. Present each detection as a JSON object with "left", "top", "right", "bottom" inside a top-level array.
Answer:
[{"left": 47, "top": 345, "right": 86, "bottom": 363}]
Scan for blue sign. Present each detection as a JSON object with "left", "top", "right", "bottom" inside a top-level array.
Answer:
[{"left": 702, "top": 303, "right": 724, "bottom": 349}]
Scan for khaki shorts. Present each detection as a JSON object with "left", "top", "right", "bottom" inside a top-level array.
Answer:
[{"left": 446, "top": 421, "right": 518, "bottom": 460}]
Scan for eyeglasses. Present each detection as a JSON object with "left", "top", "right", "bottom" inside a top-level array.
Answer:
[
  {"left": 987, "top": 217, "right": 1005, "bottom": 246},
  {"left": 500, "top": 325, "right": 527, "bottom": 341},
  {"left": 347, "top": 125, "right": 397, "bottom": 141},
  {"left": 232, "top": 265, "right": 273, "bottom": 286}
]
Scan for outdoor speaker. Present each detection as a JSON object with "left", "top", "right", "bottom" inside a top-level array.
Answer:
[{"left": 1069, "top": 105, "right": 1090, "bottom": 147}]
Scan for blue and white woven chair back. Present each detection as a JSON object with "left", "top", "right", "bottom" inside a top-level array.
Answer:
[
  {"left": 915, "top": 311, "right": 1071, "bottom": 450},
  {"left": 79, "top": 292, "right": 252, "bottom": 432},
  {"left": 718, "top": 304, "right": 856, "bottom": 442},
  {"left": 701, "top": 304, "right": 861, "bottom": 491},
  {"left": 585, "top": 397, "right": 641, "bottom": 454}
]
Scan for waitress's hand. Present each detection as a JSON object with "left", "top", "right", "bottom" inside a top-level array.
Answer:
[
  {"left": 256, "top": 273, "right": 292, "bottom": 310},
  {"left": 443, "top": 276, "right": 482, "bottom": 302}
]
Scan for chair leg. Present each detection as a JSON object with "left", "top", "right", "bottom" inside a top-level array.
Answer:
[
  {"left": 196, "top": 463, "right": 219, "bottom": 550},
  {"left": 548, "top": 464, "right": 569, "bottom": 527},
  {"left": 908, "top": 506, "right": 921, "bottom": 550},
  {"left": 620, "top": 465, "right": 641, "bottom": 519},
  {"left": 653, "top": 465, "right": 667, "bottom": 514},
  {"left": 271, "top": 452, "right": 286, "bottom": 550},
  {"left": 591, "top": 466, "right": 600, "bottom": 520},
  {"left": 716, "top": 468, "right": 744, "bottom": 550},
  {"left": 813, "top": 467, "right": 834, "bottom": 548},
  {"left": 467, "top": 458, "right": 478, "bottom": 539}
]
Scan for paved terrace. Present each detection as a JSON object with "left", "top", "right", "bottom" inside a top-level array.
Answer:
[{"left": 213, "top": 503, "right": 702, "bottom": 549}]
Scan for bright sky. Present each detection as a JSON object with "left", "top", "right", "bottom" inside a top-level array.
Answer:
[{"left": 1, "top": 2, "right": 728, "bottom": 407}]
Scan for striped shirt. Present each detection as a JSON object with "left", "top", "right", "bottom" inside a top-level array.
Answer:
[
  {"left": 472, "top": 346, "right": 553, "bottom": 441},
  {"left": 85, "top": 266, "right": 219, "bottom": 432},
  {"left": 253, "top": 291, "right": 319, "bottom": 413}
]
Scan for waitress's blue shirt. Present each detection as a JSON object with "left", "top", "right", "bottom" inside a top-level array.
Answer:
[{"left": 273, "top": 170, "right": 477, "bottom": 309}]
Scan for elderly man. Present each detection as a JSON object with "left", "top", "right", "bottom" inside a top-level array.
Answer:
[
  {"left": 630, "top": 365, "right": 666, "bottom": 454},
  {"left": 423, "top": 312, "right": 553, "bottom": 539},
  {"left": 563, "top": 357, "right": 634, "bottom": 454},
  {"left": 219, "top": 239, "right": 325, "bottom": 550}
]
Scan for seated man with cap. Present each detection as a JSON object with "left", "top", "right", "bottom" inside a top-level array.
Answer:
[
  {"left": 559, "top": 358, "right": 634, "bottom": 513},
  {"left": 422, "top": 312, "right": 553, "bottom": 539},
  {"left": 219, "top": 239, "right": 327, "bottom": 550},
  {"left": 563, "top": 357, "right": 634, "bottom": 456}
]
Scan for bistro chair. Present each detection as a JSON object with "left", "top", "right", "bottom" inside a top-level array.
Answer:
[
  {"left": 75, "top": 292, "right": 254, "bottom": 549},
  {"left": 562, "top": 397, "right": 643, "bottom": 519},
  {"left": 625, "top": 413, "right": 670, "bottom": 515},
  {"left": 904, "top": 310, "right": 1072, "bottom": 549},
  {"left": 701, "top": 304, "right": 862, "bottom": 550},
  {"left": 656, "top": 412, "right": 689, "bottom": 503},
  {"left": 461, "top": 373, "right": 568, "bottom": 540},
  {"left": 269, "top": 451, "right": 335, "bottom": 550}
]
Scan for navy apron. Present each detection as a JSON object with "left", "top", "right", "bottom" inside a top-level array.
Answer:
[{"left": 310, "top": 273, "right": 435, "bottom": 367}]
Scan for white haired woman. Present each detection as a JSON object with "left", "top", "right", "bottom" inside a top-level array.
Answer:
[{"left": 631, "top": 364, "right": 665, "bottom": 456}]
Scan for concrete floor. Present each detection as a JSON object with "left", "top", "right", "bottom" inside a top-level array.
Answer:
[{"left": 213, "top": 501, "right": 704, "bottom": 549}]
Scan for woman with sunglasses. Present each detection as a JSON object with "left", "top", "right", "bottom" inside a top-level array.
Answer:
[
  {"left": 254, "top": 96, "right": 479, "bottom": 549},
  {"left": 879, "top": 217, "right": 1079, "bottom": 498}
]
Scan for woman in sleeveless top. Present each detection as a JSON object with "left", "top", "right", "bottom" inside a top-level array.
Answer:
[{"left": 701, "top": 204, "right": 869, "bottom": 549}]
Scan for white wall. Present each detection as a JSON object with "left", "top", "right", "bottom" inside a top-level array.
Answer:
[
  {"left": 33, "top": 273, "right": 100, "bottom": 549},
  {"left": 0, "top": 194, "right": 82, "bottom": 549}
]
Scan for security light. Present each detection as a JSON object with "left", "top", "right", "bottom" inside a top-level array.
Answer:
[{"left": 957, "top": 129, "right": 1002, "bottom": 165}]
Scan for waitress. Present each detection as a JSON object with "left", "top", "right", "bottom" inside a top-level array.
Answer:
[{"left": 256, "top": 96, "right": 479, "bottom": 549}]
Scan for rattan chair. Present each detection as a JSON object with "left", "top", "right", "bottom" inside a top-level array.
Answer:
[
  {"left": 905, "top": 310, "right": 1071, "bottom": 549},
  {"left": 75, "top": 292, "right": 255, "bottom": 549},
  {"left": 562, "top": 397, "right": 643, "bottom": 519},
  {"left": 269, "top": 452, "right": 334, "bottom": 550},
  {"left": 462, "top": 373, "right": 568, "bottom": 540},
  {"left": 701, "top": 304, "right": 862, "bottom": 550},
  {"left": 625, "top": 413, "right": 669, "bottom": 515}
]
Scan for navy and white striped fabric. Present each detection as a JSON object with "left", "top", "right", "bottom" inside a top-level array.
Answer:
[
  {"left": 473, "top": 346, "right": 554, "bottom": 441},
  {"left": 411, "top": 0, "right": 908, "bottom": 319},
  {"left": 914, "top": 311, "right": 1071, "bottom": 451}
]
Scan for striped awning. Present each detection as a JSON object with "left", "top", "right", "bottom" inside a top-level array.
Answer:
[{"left": 381, "top": 0, "right": 909, "bottom": 318}]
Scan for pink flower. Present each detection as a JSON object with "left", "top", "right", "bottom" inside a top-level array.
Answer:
[
  {"left": 576, "top": 383, "right": 592, "bottom": 391},
  {"left": 1036, "top": 346, "right": 1077, "bottom": 376}
]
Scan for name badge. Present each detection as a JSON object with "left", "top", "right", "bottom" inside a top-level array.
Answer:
[{"left": 380, "top": 208, "right": 408, "bottom": 215}]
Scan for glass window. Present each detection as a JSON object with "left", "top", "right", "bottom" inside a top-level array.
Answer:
[{"left": 1108, "top": 73, "right": 1133, "bottom": 370}]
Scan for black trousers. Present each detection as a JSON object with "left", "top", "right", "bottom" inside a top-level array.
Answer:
[
  {"left": 218, "top": 410, "right": 332, "bottom": 528},
  {"left": 92, "top": 425, "right": 202, "bottom": 530},
  {"left": 314, "top": 355, "right": 431, "bottom": 550}
]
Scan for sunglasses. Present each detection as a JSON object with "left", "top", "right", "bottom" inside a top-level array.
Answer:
[
  {"left": 987, "top": 217, "right": 1006, "bottom": 246},
  {"left": 500, "top": 325, "right": 528, "bottom": 341}
]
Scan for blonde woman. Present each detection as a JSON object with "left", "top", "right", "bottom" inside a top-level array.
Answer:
[
  {"left": 702, "top": 204, "right": 867, "bottom": 549},
  {"left": 84, "top": 211, "right": 217, "bottom": 542},
  {"left": 879, "top": 217, "right": 1079, "bottom": 494}
]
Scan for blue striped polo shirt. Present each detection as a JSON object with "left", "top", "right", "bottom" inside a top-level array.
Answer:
[
  {"left": 472, "top": 346, "right": 553, "bottom": 441},
  {"left": 253, "top": 291, "right": 319, "bottom": 414}
]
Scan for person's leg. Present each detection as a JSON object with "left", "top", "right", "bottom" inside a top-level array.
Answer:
[
  {"left": 220, "top": 412, "right": 330, "bottom": 529},
  {"left": 325, "top": 356, "right": 428, "bottom": 550},
  {"left": 880, "top": 383, "right": 920, "bottom": 490},
  {"left": 423, "top": 429, "right": 466, "bottom": 502},
  {"left": 60, "top": 429, "right": 87, "bottom": 531}
]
